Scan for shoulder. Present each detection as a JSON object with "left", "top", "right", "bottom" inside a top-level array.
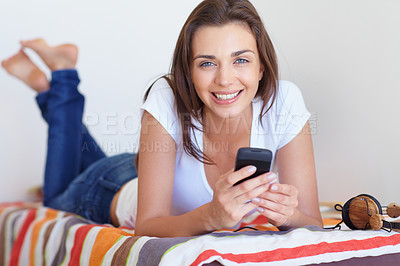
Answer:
[
  {"left": 140, "top": 77, "right": 181, "bottom": 144},
  {"left": 145, "top": 78, "right": 175, "bottom": 104},
  {"left": 274, "top": 80, "right": 311, "bottom": 148},
  {"left": 141, "top": 77, "right": 177, "bottom": 113},
  {"left": 253, "top": 80, "right": 306, "bottom": 113},
  {"left": 276, "top": 80, "right": 305, "bottom": 106},
  {"left": 263, "top": 80, "right": 309, "bottom": 118}
]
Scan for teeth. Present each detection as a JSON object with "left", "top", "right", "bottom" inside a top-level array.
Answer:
[{"left": 214, "top": 91, "right": 240, "bottom": 101}]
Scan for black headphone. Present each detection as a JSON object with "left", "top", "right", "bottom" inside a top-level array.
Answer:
[{"left": 334, "top": 194, "right": 400, "bottom": 231}]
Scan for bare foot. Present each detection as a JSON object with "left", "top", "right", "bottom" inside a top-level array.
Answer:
[
  {"left": 1, "top": 50, "right": 49, "bottom": 93},
  {"left": 20, "top": 38, "right": 78, "bottom": 71}
]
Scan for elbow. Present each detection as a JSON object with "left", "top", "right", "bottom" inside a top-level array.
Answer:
[
  {"left": 318, "top": 220, "right": 324, "bottom": 228},
  {"left": 134, "top": 223, "right": 147, "bottom": 237},
  {"left": 314, "top": 215, "right": 324, "bottom": 228},
  {"left": 315, "top": 220, "right": 324, "bottom": 228}
]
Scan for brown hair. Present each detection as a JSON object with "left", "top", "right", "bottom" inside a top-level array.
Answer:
[{"left": 143, "top": 0, "right": 278, "bottom": 165}]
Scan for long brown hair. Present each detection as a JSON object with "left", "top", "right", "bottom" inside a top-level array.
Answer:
[{"left": 143, "top": 0, "right": 279, "bottom": 165}]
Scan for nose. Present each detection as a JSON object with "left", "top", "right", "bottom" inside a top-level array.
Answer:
[{"left": 215, "top": 64, "right": 235, "bottom": 87}]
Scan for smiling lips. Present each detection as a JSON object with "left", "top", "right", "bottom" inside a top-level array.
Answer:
[
  {"left": 211, "top": 89, "right": 243, "bottom": 104},
  {"left": 211, "top": 90, "right": 243, "bottom": 105}
]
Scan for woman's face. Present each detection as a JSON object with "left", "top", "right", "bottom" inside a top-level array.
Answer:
[{"left": 190, "top": 22, "right": 264, "bottom": 120}]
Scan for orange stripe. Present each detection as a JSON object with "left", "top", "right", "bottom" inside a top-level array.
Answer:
[
  {"left": 323, "top": 218, "right": 342, "bottom": 226},
  {"left": 89, "top": 227, "right": 132, "bottom": 266},
  {"left": 190, "top": 233, "right": 400, "bottom": 265},
  {"left": 254, "top": 224, "right": 279, "bottom": 231},
  {"left": 29, "top": 208, "right": 58, "bottom": 266}
]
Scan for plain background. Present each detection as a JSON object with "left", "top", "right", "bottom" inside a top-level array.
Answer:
[{"left": 1, "top": 0, "right": 399, "bottom": 205}]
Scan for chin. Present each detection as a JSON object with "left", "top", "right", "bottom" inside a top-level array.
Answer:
[
  {"left": 203, "top": 96, "right": 252, "bottom": 120},
  {"left": 214, "top": 107, "right": 245, "bottom": 120}
]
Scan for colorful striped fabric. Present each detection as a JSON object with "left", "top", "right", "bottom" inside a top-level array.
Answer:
[{"left": 1, "top": 203, "right": 400, "bottom": 265}]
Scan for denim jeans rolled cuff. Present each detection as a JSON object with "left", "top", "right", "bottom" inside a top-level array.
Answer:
[
  {"left": 49, "top": 69, "right": 81, "bottom": 100},
  {"left": 35, "top": 69, "right": 81, "bottom": 118},
  {"left": 51, "top": 69, "right": 80, "bottom": 84}
]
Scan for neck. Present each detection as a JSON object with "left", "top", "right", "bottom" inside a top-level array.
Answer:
[{"left": 203, "top": 104, "right": 252, "bottom": 141}]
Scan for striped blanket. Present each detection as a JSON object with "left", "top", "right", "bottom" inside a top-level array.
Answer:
[{"left": 1, "top": 203, "right": 400, "bottom": 265}]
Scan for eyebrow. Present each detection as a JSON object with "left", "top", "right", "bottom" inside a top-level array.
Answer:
[{"left": 193, "top": 49, "right": 255, "bottom": 60}]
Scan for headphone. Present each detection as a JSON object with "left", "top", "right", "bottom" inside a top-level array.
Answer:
[{"left": 334, "top": 194, "right": 400, "bottom": 231}]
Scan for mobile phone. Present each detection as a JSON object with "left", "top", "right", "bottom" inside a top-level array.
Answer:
[{"left": 233, "top": 147, "right": 272, "bottom": 186}]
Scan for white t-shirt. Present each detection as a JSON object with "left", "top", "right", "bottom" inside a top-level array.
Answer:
[{"left": 116, "top": 79, "right": 311, "bottom": 228}]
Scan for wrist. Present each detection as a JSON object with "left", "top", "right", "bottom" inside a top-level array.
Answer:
[
  {"left": 201, "top": 203, "right": 219, "bottom": 232},
  {"left": 277, "top": 208, "right": 298, "bottom": 231}
]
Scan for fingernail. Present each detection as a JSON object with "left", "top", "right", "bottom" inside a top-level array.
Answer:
[
  {"left": 271, "top": 185, "right": 278, "bottom": 191},
  {"left": 252, "top": 197, "right": 261, "bottom": 203},
  {"left": 263, "top": 173, "right": 276, "bottom": 183},
  {"left": 257, "top": 207, "right": 264, "bottom": 213},
  {"left": 248, "top": 166, "right": 257, "bottom": 173},
  {"left": 269, "top": 179, "right": 278, "bottom": 184}
]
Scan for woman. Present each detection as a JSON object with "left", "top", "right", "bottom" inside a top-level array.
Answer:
[{"left": 2, "top": 0, "right": 322, "bottom": 237}]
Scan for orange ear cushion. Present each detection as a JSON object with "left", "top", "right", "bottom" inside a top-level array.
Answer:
[
  {"left": 387, "top": 203, "right": 400, "bottom": 218},
  {"left": 369, "top": 214, "right": 384, "bottom": 230}
]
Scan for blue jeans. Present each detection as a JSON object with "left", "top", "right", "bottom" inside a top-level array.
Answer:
[{"left": 36, "top": 70, "right": 137, "bottom": 224}]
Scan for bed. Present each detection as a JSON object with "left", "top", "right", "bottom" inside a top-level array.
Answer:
[{"left": 1, "top": 202, "right": 400, "bottom": 265}]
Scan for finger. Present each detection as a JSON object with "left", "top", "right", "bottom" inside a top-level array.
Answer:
[
  {"left": 232, "top": 172, "right": 277, "bottom": 200},
  {"left": 223, "top": 165, "right": 257, "bottom": 188},
  {"left": 256, "top": 207, "right": 289, "bottom": 227},
  {"left": 239, "top": 201, "right": 259, "bottom": 216},
  {"left": 235, "top": 181, "right": 271, "bottom": 205},
  {"left": 234, "top": 171, "right": 276, "bottom": 190},
  {"left": 269, "top": 184, "right": 298, "bottom": 197},
  {"left": 252, "top": 197, "right": 295, "bottom": 216},
  {"left": 257, "top": 191, "right": 298, "bottom": 207}
]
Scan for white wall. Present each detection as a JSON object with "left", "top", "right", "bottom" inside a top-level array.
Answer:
[{"left": 1, "top": 0, "right": 399, "bottom": 204}]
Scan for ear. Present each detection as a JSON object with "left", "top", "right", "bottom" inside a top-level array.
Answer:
[{"left": 259, "top": 64, "right": 264, "bottom": 81}]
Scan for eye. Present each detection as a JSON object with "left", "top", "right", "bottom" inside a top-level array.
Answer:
[
  {"left": 200, "top": 61, "right": 215, "bottom": 67},
  {"left": 235, "top": 58, "right": 249, "bottom": 64}
]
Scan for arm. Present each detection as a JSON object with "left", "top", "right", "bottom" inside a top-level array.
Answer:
[
  {"left": 252, "top": 121, "right": 323, "bottom": 229},
  {"left": 135, "top": 111, "right": 206, "bottom": 237},
  {"left": 135, "top": 111, "right": 276, "bottom": 237}
]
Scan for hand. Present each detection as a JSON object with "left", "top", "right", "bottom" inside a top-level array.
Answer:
[
  {"left": 251, "top": 183, "right": 299, "bottom": 228},
  {"left": 207, "top": 166, "right": 276, "bottom": 229}
]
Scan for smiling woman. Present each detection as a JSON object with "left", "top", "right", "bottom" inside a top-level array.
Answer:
[
  {"left": 191, "top": 23, "right": 263, "bottom": 119},
  {"left": 135, "top": 0, "right": 322, "bottom": 236},
  {"left": 1, "top": 0, "right": 322, "bottom": 238}
]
